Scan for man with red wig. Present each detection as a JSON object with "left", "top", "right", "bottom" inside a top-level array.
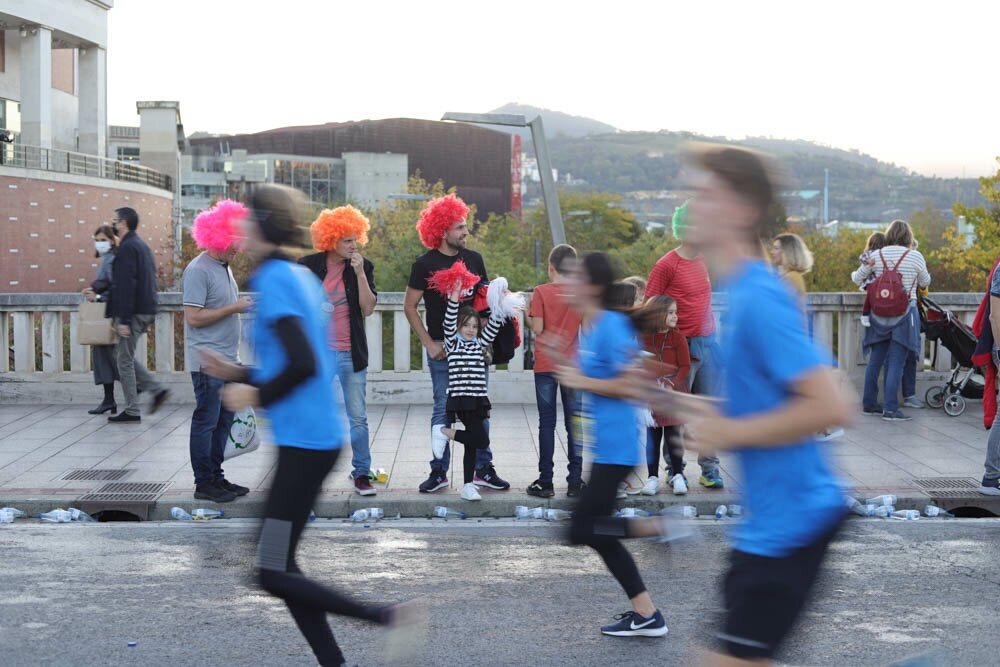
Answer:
[
  {"left": 183, "top": 199, "right": 254, "bottom": 503},
  {"left": 300, "top": 205, "right": 378, "bottom": 496},
  {"left": 404, "top": 194, "right": 510, "bottom": 493}
]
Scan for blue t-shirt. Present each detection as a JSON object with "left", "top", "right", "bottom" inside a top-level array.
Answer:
[
  {"left": 578, "top": 310, "right": 642, "bottom": 466},
  {"left": 249, "top": 258, "right": 342, "bottom": 450},
  {"left": 720, "top": 260, "right": 844, "bottom": 557}
]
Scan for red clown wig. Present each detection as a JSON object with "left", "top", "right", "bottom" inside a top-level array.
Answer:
[
  {"left": 310, "top": 205, "right": 370, "bottom": 252},
  {"left": 416, "top": 194, "right": 469, "bottom": 249},
  {"left": 191, "top": 199, "right": 248, "bottom": 254}
]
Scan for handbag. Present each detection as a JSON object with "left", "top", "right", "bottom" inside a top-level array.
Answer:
[
  {"left": 224, "top": 406, "right": 261, "bottom": 459},
  {"left": 77, "top": 301, "right": 117, "bottom": 346}
]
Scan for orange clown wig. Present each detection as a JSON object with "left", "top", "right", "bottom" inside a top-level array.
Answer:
[
  {"left": 310, "top": 205, "right": 370, "bottom": 252},
  {"left": 416, "top": 194, "right": 469, "bottom": 250}
]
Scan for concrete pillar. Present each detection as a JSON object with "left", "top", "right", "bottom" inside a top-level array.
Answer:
[
  {"left": 20, "top": 27, "right": 53, "bottom": 148},
  {"left": 78, "top": 46, "right": 107, "bottom": 157}
]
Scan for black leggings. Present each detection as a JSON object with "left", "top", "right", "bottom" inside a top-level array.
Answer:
[
  {"left": 568, "top": 463, "right": 648, "bottom": 600},
  {"left": 647, "top": 426, "right": 685, "bottom": 479},
  {"left": 452, "top": 410, "right": 490, "bottom": 484},
  {"left": 257, "top": 445, "right": 384, "bottom": 667}
]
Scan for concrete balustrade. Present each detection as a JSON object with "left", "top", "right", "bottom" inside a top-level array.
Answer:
[{"left": 0, "top": 292, "right": 984, "bottom": 405}]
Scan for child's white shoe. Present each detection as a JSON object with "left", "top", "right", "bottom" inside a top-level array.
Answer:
[
  {"left": 640, "top": 476, "right": 660, "bottom": 496},
  {"left": 860, "top": 315, "right": 871, "bottom": 328},
  {"left": 432, "top": 425, "right": 449, "bottom": 460},
  {"left": 670, "top": 474, "right": 688, "bottom": 496},
  {"left": 460, "top": 482, "right": 481, "bottom": 501}
]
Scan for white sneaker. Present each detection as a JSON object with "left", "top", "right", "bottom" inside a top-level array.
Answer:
[
  {"left": 670, "top": 474, "right": 688, "bottom": 496},
  {"left": 640, "top": 476, "right": 660, "bottom": 496},
  {"left": 902, "top": 396, "right": 924, "bottom": 409},
  {"left": 460, "top": 482, "right": 481, "bottom": 501},
  {"left": 860, "top": 315, "right": 871, "bottom": 327},
  {"left": 431, "top": 425, "right": 449, "bottom": 460}
]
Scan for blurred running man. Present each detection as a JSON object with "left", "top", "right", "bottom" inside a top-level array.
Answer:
[{"left": 653, "top": 146, "right": 855, "bottom": 666}]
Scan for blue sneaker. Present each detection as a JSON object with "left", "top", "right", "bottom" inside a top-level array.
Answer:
[
  {"left": 699, "top": 469, "right": 724, "bottom": 489},
  {"left": 600, "top": 609, "right": 668, "bottom": 637}
]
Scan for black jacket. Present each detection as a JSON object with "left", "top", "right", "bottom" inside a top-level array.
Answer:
[
  {"left": 299, "top": 252, "right": 377, "bottom": 372},
  {"left": 106, "top": 231, "right": 158, "bottom": 324}
]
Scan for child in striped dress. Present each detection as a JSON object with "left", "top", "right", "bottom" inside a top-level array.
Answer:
[{"left": 437, "top": 279, "right": 506, "bottom": 501}]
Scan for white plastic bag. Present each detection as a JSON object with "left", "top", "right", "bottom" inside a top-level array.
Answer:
[{"left": 224, "top": 406, "right": 260, "bottom": 460}]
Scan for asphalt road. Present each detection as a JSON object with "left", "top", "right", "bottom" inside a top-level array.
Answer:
[{"left": 1, "top": 517, "right": 998, "bottom": 666}]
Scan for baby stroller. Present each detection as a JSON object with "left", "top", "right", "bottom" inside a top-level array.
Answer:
[{"left": 921, "top": 296, "right": 983, "bottom": 417}]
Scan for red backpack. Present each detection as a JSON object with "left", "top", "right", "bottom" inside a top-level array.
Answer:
[{"left": 867, "top": 249, "right": 912, "bottom": 317}]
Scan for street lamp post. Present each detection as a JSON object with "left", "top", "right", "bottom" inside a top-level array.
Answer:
[{"left": 440, "top": 112, "right": 566, "bottom": 246}]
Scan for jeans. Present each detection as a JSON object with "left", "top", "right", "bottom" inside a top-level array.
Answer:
[
  {"left": 534, "top": 372, "right": 583, "bottom": 485},
  {"left": 333, "top": 351, "right": 370, "bottom": 480},
  {"left": 428, "top": 351, "right": 492, "bottom": 473},
  {"left": 687, "top": 334, "right": 722, "bottom": 474},
  {"left": 115, "top": 314, "right": 163, "bottom": 416},
  {"left": 985, "top": 407, "right": 1000, "bottom": 481},
  {"left": 189, "top": 371, "right": 233, "bottom": 485},
  {"left": 902, "top": 350, "right": 917, "bottom": 400},
  {"left": 864, "top": 339, "right": 908, "bottom": 414}
]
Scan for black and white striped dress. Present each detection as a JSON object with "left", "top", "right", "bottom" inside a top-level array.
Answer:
[{"left": 444, "top": 299, "right": 503, "bottom": 419}]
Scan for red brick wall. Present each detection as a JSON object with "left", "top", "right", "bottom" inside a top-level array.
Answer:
[{"left": 1, "top": 175, "right": 174, "bottom": 292}]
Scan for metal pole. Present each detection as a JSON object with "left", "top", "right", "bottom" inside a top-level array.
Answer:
[
  {"left": 823, "top": 168, "right": 829, "bottom": 226},
  {"left": 528, "top": 116, "right": 566, "bottom": 246}
]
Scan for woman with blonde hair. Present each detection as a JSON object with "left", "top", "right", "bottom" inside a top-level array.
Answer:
[{"left": 770, "top": 232, "right": 813, "bottom": 300}]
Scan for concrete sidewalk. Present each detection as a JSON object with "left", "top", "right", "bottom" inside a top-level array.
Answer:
[{"left": 0, "top": 394, "right": 992, "bottom": 520}]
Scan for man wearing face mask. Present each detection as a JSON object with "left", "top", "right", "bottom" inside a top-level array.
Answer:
[
  {"left": 183, "top": 200, "right": 254, "bottom": 503},
  {"left": 82, "top": 224, "right": 121, "bottom": 415}
]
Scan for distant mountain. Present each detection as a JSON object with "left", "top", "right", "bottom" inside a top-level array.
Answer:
[{"left": 484, "top": 103, "right": 618, "bottom": 139}]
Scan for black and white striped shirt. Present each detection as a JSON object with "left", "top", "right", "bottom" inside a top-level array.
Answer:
[{"left": 444, "top": 299, "right": 503, "bottom": 397}]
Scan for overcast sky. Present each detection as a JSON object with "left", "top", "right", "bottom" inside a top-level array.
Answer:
[{"left": 107, "top": 0, "right": 999, "bottom": 178}]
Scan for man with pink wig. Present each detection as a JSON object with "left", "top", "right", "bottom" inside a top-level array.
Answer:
[
  {"left": 404, "top": 194, "right": 510, "bottom": 493},
  {"left": 183, "top": 199, "right": 253, "bottom": 503}
]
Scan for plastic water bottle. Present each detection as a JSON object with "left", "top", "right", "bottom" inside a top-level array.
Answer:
[
  {"left": 0, "top": 509, "right": 13, "bottom": 523},
  {"left": 0, "top": 507, "right": 27, "bottom": 519},
  {"left": 349, "top": 508, "right": 384, "bottom": 522},
  {"left": 192, "top": 509, "right": 224, "bottom": 520},
  {"left": 515, "top": 506, "right": 544, "bottom": 520},
  {"left": 846, "top": 497, "right": 869, "bottom": 516},
  {"left": 865, "top": 495, "right": 897, "bottom": 507},
  {"left": 665, "top": 505, "right": 698, "bottom": 518},
  {"left": 924, "top": 505, "right": 954, "bottom": 518},
  {"left": 171, "top": 507, "right": 193, "bottom": 521},
  {"left": 715, "top": 505, "right": 728, "bottom": 519},
  {"left": 891, "top": 509, "right": 920, "bottom": 520},
  {"left": 729, "top": 504, "right": 742, "bottom": 517},
  {"left": 543, "top": 509, "right": 572, "bottom": 521},
  {"left": 433, "top": 506, "right": 466, "bottom": 519},
  {"left": 871, "top": 505, "right": 895, "bottom": 518},
  {"left": 308, "top": 510, "right": 316, "bottom": 521},
  {"left": 616, "top": 507, "right": 652, "bottom": 518},
  {"left": 39, "top": 509, "right": 73, "bottom": 523},
  {"left": 68, "top": 507, "right": 96, "bottom": 522}
]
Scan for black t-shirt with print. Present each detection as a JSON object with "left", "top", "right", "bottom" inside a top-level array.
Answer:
[{"left": 408, "top": 249, "right": 488, "bottom": 340}]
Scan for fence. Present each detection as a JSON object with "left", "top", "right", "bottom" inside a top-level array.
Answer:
[
  {"left": 0, "top": 292, "right": 985, "bottom": 405},
  {"left": 0, "top": 143, "right": 173, "bottom": 192}
]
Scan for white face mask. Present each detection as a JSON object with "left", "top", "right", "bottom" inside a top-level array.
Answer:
[{"left": 94, "top": 241, "right": 111, "bottom": 255}]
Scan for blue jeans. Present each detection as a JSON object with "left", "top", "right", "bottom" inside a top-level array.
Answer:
[
  {"left": 864, "top": 339, "right": 908, "bottom": 414},
  {"left": 687, "top": 334, "right": 722, "bottom": 474},
  {"left": 428, "top": 352, "right": 492, "bottom": 473},
  {"left": 334, "top": 350, "right": 370, "bottom": 480},
  {"left": 189, "top": 371, "right": 234, "bottom": 485},
  {"left": 534, "top": 372, "right": 583, "bottom": 485},
  {"left": 902, "top": 350, "right": 917, "bottom": 399}
]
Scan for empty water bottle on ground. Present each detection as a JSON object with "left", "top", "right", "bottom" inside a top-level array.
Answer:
[
  {"left": 308, "top": 510, "right": 316, "bottom": 521},
  {"left": 349, "top": 508, "right": 384, "bottom": 522},
  {"left": 0, "top": 507, "right": 26, "bottom": 519},
  {"left": 871, "top": 505, "right": 895, "bottom": 518},
  {"left": 865, "top": 495, "right": 897, "bottom": 507},
  {"left": 891, "top": 509, "right": 920, "bottom": 520},
  {"left": 171, "top": 507, "right": 194, "bottom": 521},
  {"left": 68, "top": 507, "right": 96, "bottom": 522},
  {"left": 924, "top": 505, "right": 954, "bottom": 518},
  {"left": 715, "top": 505, "right": 728, "bottom": 519},
  {"left": 192, "top": 509, "right": 224, "bottom": 520},
  {"left": 846, "top": 496, "right": 869, "bottom": 516},
  {"left": 664, "top": 506, "right": 698, "bottom": 518},
  {"left": 39, "top": 509, "right": 73, "bottom": 523},
  {"left": 616, "top": 507, "right": 652, "bottom": 518},
  {"left": 433, "top": 506, "right": 466, "bottom": 519},
  {"left": 543, "top": 509, "right": 572, "bottom": 521},
  {"left": 0, "top": 509, "right": 13, "bottom": 523},
  {"left": 515, "top": 506, "right": 544, "bottom": 520},
  {"left": 729, "top": 504, "right": 742, "bottom": 517}
]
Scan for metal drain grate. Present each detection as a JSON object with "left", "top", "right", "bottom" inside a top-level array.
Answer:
[
  {"left": 61, "top": 469, "right": 134, "bottom": 481},
  {"left": 76, "top": 482, "right": 171, "bottom": 521},
  {"left": 912, "top": 477, "right": 980, "bottom": 492}
]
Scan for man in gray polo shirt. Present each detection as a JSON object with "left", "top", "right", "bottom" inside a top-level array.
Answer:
[{"left": 183, "top": 202, "right": 253, "bottom": 503}]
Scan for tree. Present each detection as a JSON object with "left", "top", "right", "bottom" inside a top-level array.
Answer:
[
  {"left": 907, "top": 201, "right": 951, "bottom": 253},
  {"left": 523, "top": 190, "right": 642, "bottom": 257}
]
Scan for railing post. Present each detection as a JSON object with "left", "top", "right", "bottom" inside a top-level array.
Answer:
[
  {"left": 12, "top": 312, "right": 36, "bottom": 372},
  {"left": 812, "top": 311, "right": 834, "bottom": 354},
  {"left": 155, "top": 312, "right": 174, "bottom": 372},
  {"left": 68, "top": 310, "right": 89, "bottom": 372},
  {"left": 393, "top": 310, "right": 410, "bottom": 371},
  {"left": 365, "top": 312, "right": 382, "bottom": 372},
  {"left": 41, "top": 312, "right": 64, "bottom": 372},
  {"left": 0, "top": 311, "right": 9, "bottom": 372}
]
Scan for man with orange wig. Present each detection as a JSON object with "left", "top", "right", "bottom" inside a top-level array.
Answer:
[
  {"left": 404, "top": 194, "right": 510, "bottom": 493},
  {"left": 300, "top": 205, "right": 379, "bottom": 496},
  {"left": 183, "top": 199, "right": 254, "bottom": 503}
]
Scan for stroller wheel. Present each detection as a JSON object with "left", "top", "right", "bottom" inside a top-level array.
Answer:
[
  {"left": 943, "top": 394, "right": 966, "bottom": 417},
  {"left": 925, "top": 386, "right": 946, "bottom": 409}
]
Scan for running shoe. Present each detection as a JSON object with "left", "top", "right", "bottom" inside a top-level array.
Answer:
[
  {"left": 699, "top": 469, "right": 724, "bottom": 489},
  {"left": 418, "top": 470, "right": 448, "bottom": 493},
  {"left": 526, "top": 480, "right": 555, "bottom": 498},
  {"left": 460, "top": 482, "right": 482, "bottom": 501},
  {"left": 354, "top": 476, "right": 377, "bottom": 496},
  {"left": 980, "top": 477, "right": 1000, "bottom": 496},
  {"left": 902, "top": 396, "right": 924, "bottom": 409},
  {"left": 882, "top": 410, "right": 912, "bottom": 422},
  {"left": 567, "top": 481, "right": 586, "bottom": 497},
  {"left": 639, "top": 476, "right": 660, "bottom": 496},
  {"left": 218, "top": 478, "right": 250, "bottom": 496},
  {"left": 473, "top": 466, "right": 510, "bottom": 490},
  {"left": 862, "top": 405, "right": 884, "bottom": 416},
  {"left": 600, "top": 610, "right": 668, "bottom": 637},
  {"left": 669, "top": 474, "right": 688, "bottom": 496},
  {"left": 431, "top": 424, "right": 449, "bottom": 460}
]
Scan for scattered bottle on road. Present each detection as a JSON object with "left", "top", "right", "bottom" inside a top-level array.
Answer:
[
  {"left": 0, "top": 507, "right": 27, "bottom": 519},
  {"left": 68, "top": 507, "right": 96, "bottom": 522},
  {"left": 543, "top": 509, "right": 572, "bottom": 521},
  {"left": 433, "top": 506, "right": 466, "bottom": 519},
  {"left": 865, "top": 495, "right": 897, "bottom": 507},
  {"left": 39, "top": 509, "right": 73, "bottom": 523},
  {"left": 871, "top": 505, "right": 895, "bottom": 518},
  {"left": 846, "top": 496, "right": 870, "bottom": 516},
  {"left": 515, "top": 506, "right": 544, "bottom": 520},
  {"left": 924, "top": 505, "right": 954, "bottom": 518},
  {"left": 309, "top": 510, "right": 316, "bottom": 521},
  {"left": 891, "top": 509, "right": 920, "bottom": 520},
  {"left": 729, "top": 504, "right": 742, "bottom": 517},
  {"left": 715, "top": 505, "right": 729, "bottom": 519},
  {"left": 0, "top": 509, "right": 13, "bottom": 523},
  {"left": 349, "top": 508, "right": 384, "bottom": 522},
  {"left": 664, "top": 506, "right": 698, "bottom": 518},
  {"left": 616, "top": 507, "right": 652, "bottom": 518},
  {"left": 192, "top": 509, "right": 224, "bottom": 520},
  {"left": 171, "top": 507, "right": 194, "bottom": 521}
]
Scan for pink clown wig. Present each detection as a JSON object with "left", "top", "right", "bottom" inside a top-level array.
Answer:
[
  {"left": 191, "top": 199, "right": 248, "bottom": 253},
  {"left": 416, "top": 194, "right": 469, "bottom": 249},
  {"left": 310, "top": 205, "right": 370, "bottom": 252}
]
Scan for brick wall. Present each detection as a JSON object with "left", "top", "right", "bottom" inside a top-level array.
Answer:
[{"left": 0, "top": 174, "right": 174, "bottom": 292}]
